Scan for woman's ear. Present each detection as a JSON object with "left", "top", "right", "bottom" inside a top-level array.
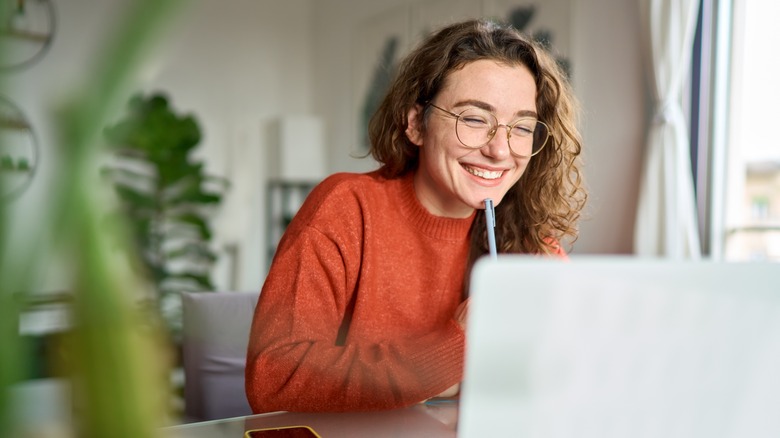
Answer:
[{"left": 405, "top": 104, "right": 424, "bottom": 146}]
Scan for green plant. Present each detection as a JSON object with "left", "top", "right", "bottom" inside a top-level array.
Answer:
[
  {"left": 1, "top": 1, "right": 186, "bottom": 437},
  {"left": 102, "top": 93, "right": 227, "bottom": 335}
]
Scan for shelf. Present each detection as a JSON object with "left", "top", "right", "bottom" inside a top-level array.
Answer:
[
  {"left": 265, "top": 180, "right": 318, "bottom": 269},
  {"left": 0, "top": 116, "right": 32, "bottom": 131},
  {"left": 0, "top": 27, "right": 51, "bottom": 43}
]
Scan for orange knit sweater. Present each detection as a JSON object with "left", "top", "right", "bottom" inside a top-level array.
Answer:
[{"left": 245, "top": 170, "right": 475, "bottom": 413}]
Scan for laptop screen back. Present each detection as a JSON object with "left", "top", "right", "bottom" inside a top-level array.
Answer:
[{"left": 459, "top": 256, "right": 780, "bottom": 438}]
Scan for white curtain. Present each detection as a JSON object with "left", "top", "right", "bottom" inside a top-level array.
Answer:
[{"left": 634, "top": 0, "right": 702, "bottom": 259}]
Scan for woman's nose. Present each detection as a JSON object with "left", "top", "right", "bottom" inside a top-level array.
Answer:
[{"left": 481, "top": 125, "right": 512, "bottom": 159}]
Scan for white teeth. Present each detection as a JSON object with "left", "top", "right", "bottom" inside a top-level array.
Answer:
[{"left": 464, "top": 165, "right": 503, "bottom": 180}]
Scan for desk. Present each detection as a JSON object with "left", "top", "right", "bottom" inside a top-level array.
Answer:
[{"left": 164, "top": 402, "right": 459, "bottom": 438}]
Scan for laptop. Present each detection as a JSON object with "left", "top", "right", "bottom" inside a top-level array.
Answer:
[{"left": 459, "top": 256, "right": 780, "bottom": 438}]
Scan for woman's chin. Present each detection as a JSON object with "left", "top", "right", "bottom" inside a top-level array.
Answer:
[{"left": 468, "top": 194, "right": 505, "bottom": 210}]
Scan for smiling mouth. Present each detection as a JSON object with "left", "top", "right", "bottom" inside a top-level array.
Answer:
[{"left": 463, "top": 164, "right": 504, "bottom": 180}]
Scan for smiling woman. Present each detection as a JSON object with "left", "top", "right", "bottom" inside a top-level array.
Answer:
[
  {"left": 245, "top": 19, "right": 586, "bottom": 414},
  {"left": 405, "top": 60, "right": 542, "bottom": 218}
]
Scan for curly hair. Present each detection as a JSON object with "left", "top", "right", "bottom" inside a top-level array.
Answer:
[{"left": 368, "top": 19, "right": 586, "bottom": 269}]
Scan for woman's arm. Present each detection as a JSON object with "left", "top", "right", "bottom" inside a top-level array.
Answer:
[{"left": 245, "top": 225, "right": 465, "bottom": 413}]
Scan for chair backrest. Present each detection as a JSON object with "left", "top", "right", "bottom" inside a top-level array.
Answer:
[{"left": 181, "top": 291, "right": 259, "bottom": 422}]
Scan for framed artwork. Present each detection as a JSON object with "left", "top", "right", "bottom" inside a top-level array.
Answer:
[
  {"left": 351, "top": 5, "right": 412, "bottom": 155},
  {"left": 410, "top": 0, "right": 483, "bottom": 43},
  {"left": 483, "top": 0, "right": 573, "bottom": 76}
]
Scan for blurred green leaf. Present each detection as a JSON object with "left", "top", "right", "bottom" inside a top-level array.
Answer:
[{"left": 1, "top": 1, "right": 188, "bottom": 437}]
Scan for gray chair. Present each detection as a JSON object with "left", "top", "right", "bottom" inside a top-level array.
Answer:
[{"left": 181, "top": 291, "right": 259, "bottom": 421}]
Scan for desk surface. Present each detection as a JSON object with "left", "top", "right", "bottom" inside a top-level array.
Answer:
[{"left": 164, "top": 402, "right": 459, "bottom": 438}]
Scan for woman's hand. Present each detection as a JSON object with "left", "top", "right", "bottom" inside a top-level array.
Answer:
[
  {"left": 435, "top": 382, "right": 460, "bottom": 398},
  {"left": 453, "top": 298, "right": 470, "bottom": 332}
]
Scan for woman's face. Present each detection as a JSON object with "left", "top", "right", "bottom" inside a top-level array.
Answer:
[{"left": 406, "top": 59, "right": 539, "bottom": 218}]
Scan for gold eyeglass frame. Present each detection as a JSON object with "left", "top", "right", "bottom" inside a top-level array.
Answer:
[{"left": 427, "top": 103, "right": 552, "bottom": 158}]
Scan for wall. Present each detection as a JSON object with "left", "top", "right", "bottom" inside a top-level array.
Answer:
[
  {"left": 5, "top": 0, "right": 143, "bottom": 294},
  {"left": 311, "top": 0, "right": 410, "bottom": 176},
  {"left": 7, "top": 0, "right": 316, "bottom": 293},
  {"left": 568, "top": 0, "right": 645, "bottom": 253},
  {"left": 142, "top": 0, "right": 317, "bottom": 291},
  {"left": 8, "top": 0, "right": 646, "bottom": 295},
  {"left": 312, "top": 0, "right": 646, "bottom": 255}
]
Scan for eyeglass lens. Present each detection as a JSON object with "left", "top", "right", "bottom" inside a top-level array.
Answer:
[{"left": 455, "top": 107, "right": 549, "bottom": 156}]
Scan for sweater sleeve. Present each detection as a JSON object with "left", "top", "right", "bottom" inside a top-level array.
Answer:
[{"left": 245, "top": 195, "right": 465, "bottom": 413}]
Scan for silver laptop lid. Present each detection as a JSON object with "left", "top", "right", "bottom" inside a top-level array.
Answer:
[{"left": 459, "top": 256, "right": 780, "bottom": 438}]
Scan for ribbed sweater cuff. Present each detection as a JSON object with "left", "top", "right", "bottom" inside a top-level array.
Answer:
[{"left": 408, "top": 321, "right": 466, "bottom": 397}]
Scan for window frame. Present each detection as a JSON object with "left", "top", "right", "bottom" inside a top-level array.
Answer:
[{"left": 689, "top": 0, "right": 735, "bottom": 259}]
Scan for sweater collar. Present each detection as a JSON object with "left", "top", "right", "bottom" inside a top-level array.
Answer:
[{"left": 396, "top": 172, "right": 476, "bottom": 241}]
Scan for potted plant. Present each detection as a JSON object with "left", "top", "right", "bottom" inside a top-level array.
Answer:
[{"left": 102, "top": 93, "right": 228, "bottom": 338}]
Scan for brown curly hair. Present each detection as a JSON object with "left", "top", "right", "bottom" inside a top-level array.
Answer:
[{"left": 368, "top": 19, "right": 586, "bottom": 270}]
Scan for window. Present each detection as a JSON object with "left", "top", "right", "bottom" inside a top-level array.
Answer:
[
  {"left": 750, "top": 196, "right": 769, "bottom": 222},
  {"left": 695, "top": 0, "right": 780, "bottom": 262}
]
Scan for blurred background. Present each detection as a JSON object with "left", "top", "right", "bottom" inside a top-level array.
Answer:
[{"left": 2, "top": 0, "right": 777, "bottom": 435}]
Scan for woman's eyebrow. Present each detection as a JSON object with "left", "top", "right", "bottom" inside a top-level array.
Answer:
[
  {"left": 514, "top": 109, "right": 539, "bottom": 119},
  {"left": 452, "top": 99, "right": 494, "bottom": 112},
  {"left": 451, "top": 99, "right": 538, "bottom": 119}
]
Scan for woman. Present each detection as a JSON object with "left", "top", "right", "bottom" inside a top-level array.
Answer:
[{"left": 245, "top": 18, "right": 586, "bottom": 413}]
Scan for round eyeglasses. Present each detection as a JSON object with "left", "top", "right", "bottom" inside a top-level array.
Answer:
[{"left": 428, "top": 103, "right": 551, "bottom": 157}]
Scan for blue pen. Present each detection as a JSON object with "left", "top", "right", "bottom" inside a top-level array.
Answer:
[{"left": 484, "top": 198, "right": 497, "bottom": 259}]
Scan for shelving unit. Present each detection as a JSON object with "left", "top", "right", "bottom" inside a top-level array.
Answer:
[
  {"left": 0, "top": 96, "right": 38, "bottom": 200},
  {"left": 0, "top": 0, "right": 56, "bottom": 71},
  {"left": 265, "top": 179, "right": 318, "bottom": 269}
]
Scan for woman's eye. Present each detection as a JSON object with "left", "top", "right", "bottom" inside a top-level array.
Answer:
[
  {"left": 512, "top": 123, "right": 535, "bottom": 136},
  {"left": 462, "top": 116, "right": 489, "bottom": 126}
]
